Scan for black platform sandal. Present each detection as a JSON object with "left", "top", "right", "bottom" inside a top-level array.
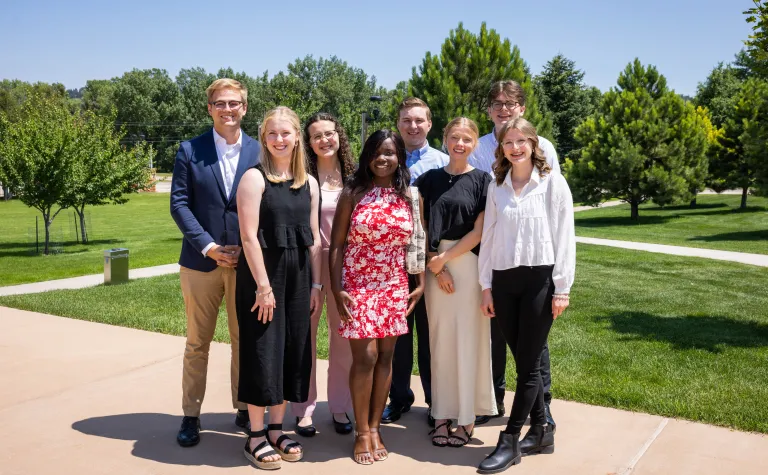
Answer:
[
  {"left": 428, "top": 420, "right": 452, "bottom": 447},
  {"left": 447, "top": 424, "right": 474, "bottom": 448},
  {"left": 266, "top": 423, "right": 303, "bottom": 462},
  {"left": 244, "top": 428, "right": 281, "bottom": 470}
]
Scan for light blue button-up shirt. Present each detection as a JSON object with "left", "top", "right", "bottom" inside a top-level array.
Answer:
[
  {"left": 468, "top": 131, "right": 560, "bottom": 176},
  {"left": 407, "top": 142, "right": 449, "bottom": 184}
]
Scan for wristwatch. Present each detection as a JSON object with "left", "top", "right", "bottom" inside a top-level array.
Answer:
[{"left": 311, "top": 283, "right": 323, "bottom": 291}]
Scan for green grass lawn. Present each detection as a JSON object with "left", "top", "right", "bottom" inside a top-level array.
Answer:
[
  {"left": 2, "top": 243, "right": 766, "bottom": 433},
  {"left": 0, "top": 194, "right": 181, "bottom": 286},
  {"left": 575, "top": 194, "right": 768, "bottom": 255}
]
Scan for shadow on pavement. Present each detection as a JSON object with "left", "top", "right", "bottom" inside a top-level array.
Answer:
[{"left": 72, "top": 405, "right": 511, "bottom": 468}]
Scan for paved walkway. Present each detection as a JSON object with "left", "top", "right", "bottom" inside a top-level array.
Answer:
[
  {"left": 0, "top": 307, "right": 765, "bottom": 475},
  {"left": 576, "top": 237, "right": 768, "bottom": 267},
  {"left": 0, "top": 264, "right": 180, "bottom": 297}
]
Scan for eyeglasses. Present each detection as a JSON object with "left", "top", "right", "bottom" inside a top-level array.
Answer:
[
  {"left": 210, "top": 100, "right": 244, "bottom": 110},
  {"left": 310, "top": 130, "right": 337, "bottom": 142},
  {"left": 490, "top": 100, "right": 521, "bottom": 111}
]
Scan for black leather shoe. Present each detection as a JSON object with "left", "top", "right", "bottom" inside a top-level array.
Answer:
[
  {"left": 235, "top": 409, "right": 249, "bottom": 429},
  {"left": 427, "top": 406, "right": 435, "bottom": 428},
  {"left": 295, "top": 417, "right": 316, "bottom": 437},
  {"left": 544, "top": 403, "right": 556, "bottom": 433},
  {"left": 520, "top": 423, "right": 555, "bottom": 456},
  {"left": 477, "top": 431, "right": 521, "bottom": 474},
  {"left": 381, "top": 402, "right": 411, "bottom": 424},
  {"left": 475, "top": 402, "right": 506, "bottom": 426},
  {"left": 177, "top": 416, "right": 201, "bottom": 447},
  {"left": 332, "top": 413, "right": 353, "bottom": 435}
]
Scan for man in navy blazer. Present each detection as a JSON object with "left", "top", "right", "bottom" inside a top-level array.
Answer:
[{"left": 170, "top": 78, "right": 260, "bottom": 447}]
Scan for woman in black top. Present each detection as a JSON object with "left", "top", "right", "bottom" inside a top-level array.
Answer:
[
  {"left": 415, "top": 117, "right": 496, "bottom": 448},
  {"left": 236, "top": 106, "right": 322, "bottom": 470}
]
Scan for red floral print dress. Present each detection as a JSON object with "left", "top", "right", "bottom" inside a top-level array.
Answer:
[{"left": 340, "top": 186, "right": 413, "bottom": 339}]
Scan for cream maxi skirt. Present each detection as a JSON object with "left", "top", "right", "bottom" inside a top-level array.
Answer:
[{"left": 425, "top": 240, "right": 497, "bottom": 426}]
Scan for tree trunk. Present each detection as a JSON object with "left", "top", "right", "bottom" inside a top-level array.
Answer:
[
  {"left": 689, "top": 197, "right": 697, "bottom": 208},
  {"left": 630, "top": 200, "right": 639, "bottom": 221},
  {"left": 77, "top": 206, "right": 89, "bottom": 243},
  {"left": 741, "top": 187, "right": 748, "bottom": 209},
  {"left": 43, "top": 212, "right": 51, "bottom": 255}
]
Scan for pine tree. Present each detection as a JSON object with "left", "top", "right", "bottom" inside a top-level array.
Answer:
[
  {"left": 566, "top": 59, "right": 712, "bottom": 220},
  {"left": 535, "top": 54, "right": 599, "bottom": 161},
  {"left": 409, "top": 22, "right": 551, "bottom": 147}
]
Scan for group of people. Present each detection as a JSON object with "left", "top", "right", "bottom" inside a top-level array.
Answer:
[{"left": 170, "top": 77, "right": 576, "bottom": 473}]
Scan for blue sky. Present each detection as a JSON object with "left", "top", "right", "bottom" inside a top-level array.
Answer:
[{"left": 0, "top": 0, "right": 755, "bottom": 96}]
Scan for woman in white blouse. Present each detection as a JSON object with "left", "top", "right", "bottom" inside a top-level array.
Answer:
[{"left": 476, "top": 118, "right": 575, "bottom": 474}]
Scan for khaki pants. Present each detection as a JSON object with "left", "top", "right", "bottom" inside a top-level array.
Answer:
[{"left": 180, "top": 265, "right": 247, "bottom": 417}]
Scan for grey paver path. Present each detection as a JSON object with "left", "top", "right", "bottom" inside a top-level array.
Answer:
[{"left": 0, "top": 307, "right": 766, "bottom": 475}]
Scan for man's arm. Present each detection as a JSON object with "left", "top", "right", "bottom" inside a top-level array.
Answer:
[
  {"left": 538, "top": 137, "right": 561, "bottom": 174},
  {"left": 170, "top": 143, "right": 216, "bottom": 254}
]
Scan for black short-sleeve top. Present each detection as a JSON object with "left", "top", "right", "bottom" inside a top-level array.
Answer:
[{"left": 415, "top": 167, "right": 491, "bottom": 255}]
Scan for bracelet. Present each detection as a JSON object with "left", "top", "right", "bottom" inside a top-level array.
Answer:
[
  {"left": 434, "top": 267, "right": 448, "bottom": 278},
  {"left": 256, "top": 288, "right": 273, "bottom": 297},
  {"left": 553, "top": 294, "right": 570, "bottom": 300}
]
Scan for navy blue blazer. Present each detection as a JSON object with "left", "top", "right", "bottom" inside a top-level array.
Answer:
[{"left": 170, "top": 129, "right": 261, "bottom": 272}]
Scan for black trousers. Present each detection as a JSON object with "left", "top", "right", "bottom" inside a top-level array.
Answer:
[
  {"left": 236, "top": 247, "right": 312, "bottom": 407},
  {"left": 491, "top": 326, "right": 552, "bottom": 405},
  {"left": 491, "top": 266, "right": 555, "bottom": 435},
  {"left": 388, "top": 274, "right": 432, "bottom": 406}
]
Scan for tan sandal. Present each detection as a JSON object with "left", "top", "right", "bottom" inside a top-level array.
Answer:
[
  {"left": 353, "top": 431, "right": 374, "bottom": 465},
  {"left": 266, "top": 423, "right": 303, "bottom": 462},
  {"left": 244, "top": 429, "right": 281, "bottom": 470},
  {"left": 369, "top": 427, "right": 388, "bottom": 461}
]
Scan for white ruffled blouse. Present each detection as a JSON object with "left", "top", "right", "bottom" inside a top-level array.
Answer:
[{"left": 478, "top": 168, "right": 576, "bottom": 294}]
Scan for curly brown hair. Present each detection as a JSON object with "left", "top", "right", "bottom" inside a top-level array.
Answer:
[
  {"left": 493, "top": 118, "right": 551, "bottom": 186},
  {"left": 303, "top": 112, "right": 356, "bottom": 182}
]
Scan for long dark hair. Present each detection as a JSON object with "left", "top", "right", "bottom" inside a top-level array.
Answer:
[
  {"left": 303, "top": 112, "right": 356, "bottom": 182},
  {"left": 347, "top": 129, "right": 410, "bottom": 204}
]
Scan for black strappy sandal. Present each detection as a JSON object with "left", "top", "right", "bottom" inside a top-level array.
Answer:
[
  {"left": 428, "top": 420, "right": 453, "bottom": 447},
  {"left": 266, "top": 423, "right": 303, "bottom": 462},
  {"left": 243, "top": 428, "right": 281, "bottom": 470},
  {"left": 447, "top": 424, "right": 474, "bottom": 448}
]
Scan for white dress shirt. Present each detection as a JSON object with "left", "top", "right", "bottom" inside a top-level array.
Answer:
[
  {"left": 478, "top": 168, "right": 575, "bottom": 294},
  {"left": 469, "top": 131, "right": 560, "bottom": 175},
  {"left": 202, "top": 128, "right": 242, "bottom": 257}
]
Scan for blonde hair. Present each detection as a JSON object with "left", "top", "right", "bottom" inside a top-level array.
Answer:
[
  {"left": 493, "top": 118, "right": 551, "bottom": 186},
  {"left": 259, "top": 106, "right": 308, "bottom": 189},
  {"left": 442, "top": 117, "right": 480, "bottom": 154},
  {"left": 206, "top": 78, "right": 248, "bottom": 105},
  {"left": 398, "top": 97, "right": 432, "bottom": 121}
]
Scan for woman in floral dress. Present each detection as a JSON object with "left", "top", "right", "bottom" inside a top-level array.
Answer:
[{"left": 329, "top": 129, "right": 425, "bottom": 465}]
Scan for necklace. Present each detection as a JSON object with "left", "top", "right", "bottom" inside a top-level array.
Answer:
[{"left": 445, "top": 165, "right": 471, "bottom": 183}]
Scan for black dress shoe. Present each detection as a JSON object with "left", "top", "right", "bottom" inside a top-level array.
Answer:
[
  {"left": 475, "top": 402, "right": 506, "bottom": 426},
  {"left": 427, "top": 406, "right": 435, "bottom": 428},
  {"left": 520, "top": 423, "right": 555, "bottom": 456},
  {"left": 332, "top": 413, "right": 353, "bottom": 435},
  {"left": 235, "top": 409, "right": 249, "bottom": 429},
  {"left": 295, "top": 417, "right": 316, "bottom": 437},
  {"left": 381, "top": 402, "right": 411, "bottom": 424},
  {"left": 177, "top": 416, "right": 201, "bottom": 447},
  {"left": 544, "top": 402, "right": 556, "bottom": 433},
  {"left": 477, "top": 431, "right": 521, "bottom": 474}
]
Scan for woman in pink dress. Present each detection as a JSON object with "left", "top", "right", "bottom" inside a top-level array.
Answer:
[
  {"left": 329, "top": 129, "right": 425, "bottom": 465},
  {"left": 290, "top": 113, "right": 357, "bottom": 437}
]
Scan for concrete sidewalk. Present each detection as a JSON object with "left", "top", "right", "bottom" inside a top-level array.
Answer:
[
  {"left": 0, "top": 307, "right": 765, "bottom": 475},
  {"left": 576, "top": 236, "right": 768, "bottom": 267},
  {"left": 0, "top": 264, "right": 180, "bottom": 297}
]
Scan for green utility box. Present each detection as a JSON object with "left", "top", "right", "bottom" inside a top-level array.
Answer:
[{"left": 104, "top": 248, "right": 129, "bottom": 285}]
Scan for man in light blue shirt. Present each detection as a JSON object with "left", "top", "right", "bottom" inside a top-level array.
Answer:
[
  {"left": 470, "top": 80, "right": 558, "bottom": 431},
  {"left": 380, "top": 97, "right": 447, "bottom": 427}
]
